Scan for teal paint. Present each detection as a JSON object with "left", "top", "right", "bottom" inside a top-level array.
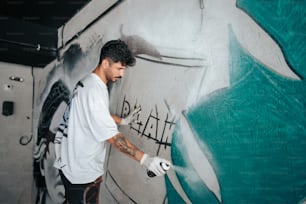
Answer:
[
  {"left": 237, "top": 0, "right": 306, "bottom": 78},
  {"left": 168, "top": 0, "right": 306, "bottom": 203},
  {"left": 165, "top": 175, "right": 186, "bottom": 204}
]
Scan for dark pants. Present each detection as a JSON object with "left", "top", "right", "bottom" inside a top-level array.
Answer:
[{"left": 59, "top": 170, "right": 102, "bottom": 204}]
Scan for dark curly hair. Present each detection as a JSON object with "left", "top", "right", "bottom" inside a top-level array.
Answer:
[{"left": 99, "top": 39, "right": 136, "bottom": 67}]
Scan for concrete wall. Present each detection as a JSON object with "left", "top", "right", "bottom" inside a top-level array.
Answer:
[
  {"left": 0, "top": 62, "right": 33, "bottom": 204},
  {"left": 1, "top": 0, "right": 305, "bottom": 204}
]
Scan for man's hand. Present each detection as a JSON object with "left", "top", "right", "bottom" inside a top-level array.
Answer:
[
  {"left": 140, "top": 154, "right": 171, "bottom": 176},
  {"left": 120, "top": 107, "right": 141, "bottom": 125}
]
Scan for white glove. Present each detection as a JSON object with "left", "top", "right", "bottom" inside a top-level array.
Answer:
[
  {"left": 120, "top": 107, "right": 141, "bottom": 125},
  {"left": 140, "top": 154, "right": 171, "bottom": 176}
]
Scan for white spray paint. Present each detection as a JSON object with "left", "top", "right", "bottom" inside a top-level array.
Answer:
[
  {"left": 177, "top": 113, "right": 222, "bottom": 202},
  {"left": 172, "top": 165, "right": 203, "bottom": 188}
]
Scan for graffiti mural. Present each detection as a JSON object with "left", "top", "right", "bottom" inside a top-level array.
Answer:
[
  {"left": 34, "top": 80, "right": 69, "bottom": 203},
  {"left": 32, "top": 0, "right": 306, "bottom": 203},
  {"left": 120, "top": 95, "right": 174, "bottom": 154},
  {"left": 168, "top": 1, "right": 306, "bottom": 203}
]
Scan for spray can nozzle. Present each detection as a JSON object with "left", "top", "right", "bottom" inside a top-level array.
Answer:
[{"left": 147, "top": 162, "right": 171, "bottom": 177}]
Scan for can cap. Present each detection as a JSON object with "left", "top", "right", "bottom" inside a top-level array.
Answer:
[{"left": 161, "top": 162, "right": 170, "bottom": 171}]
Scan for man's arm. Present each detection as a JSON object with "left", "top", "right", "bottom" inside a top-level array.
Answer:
[
  {"left": 111, "top": 115, "right": 122, "bottom": 125},
  {"left": 111, "top": 107, "right": 141, "bottom": 126},
  {"left": 107, "top": 133, "right": 172, "bottom": 176},
  {"left": 107, "top": 133, "right": 144, "bottom": 162}
]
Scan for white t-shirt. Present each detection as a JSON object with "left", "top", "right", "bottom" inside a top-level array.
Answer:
[{"left": 54, "top": 73, "right": 119, "bottom": 184}]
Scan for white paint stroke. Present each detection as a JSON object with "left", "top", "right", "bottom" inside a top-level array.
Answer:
[
  {"left": 180, "top": 112, "right": 221, "bottom": 203},
  {"left": 167, "top": 169, "right": 192, "bottom": 204},
  {"left": 197, "top": 0, "right": 300, "bottom": 99}
]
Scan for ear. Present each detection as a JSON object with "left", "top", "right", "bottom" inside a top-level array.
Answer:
[{"left": 101, "top": 58, "right": 109, "bottom": 68}]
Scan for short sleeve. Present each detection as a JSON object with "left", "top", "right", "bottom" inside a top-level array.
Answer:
[{"left": 86, "top": 88, "right": 119, "bottom": 142}]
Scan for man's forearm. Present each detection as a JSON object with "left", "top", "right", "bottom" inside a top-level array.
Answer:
[
  {"left": 111, "top": 115, "right": 122, "bottom": 125},
  {"left": 107, "top": 133, "right": 144, "bottom": 162}
]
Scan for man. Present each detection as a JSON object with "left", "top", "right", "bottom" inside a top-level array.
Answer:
[{"left": 54, "top": 39, "right": 171, "bottom": 204}]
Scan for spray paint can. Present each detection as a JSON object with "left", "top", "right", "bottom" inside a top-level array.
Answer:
[{"left": 147, "top": 162, "right": 171, "bottom": 177}]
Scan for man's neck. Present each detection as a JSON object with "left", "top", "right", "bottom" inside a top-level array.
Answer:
[{"left": 93, "top": 66, "right": 107, "bottom": 84}]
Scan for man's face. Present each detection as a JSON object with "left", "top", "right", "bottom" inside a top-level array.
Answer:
[{"left": 105, "top": 59, "right": 127, "bottom": 82}]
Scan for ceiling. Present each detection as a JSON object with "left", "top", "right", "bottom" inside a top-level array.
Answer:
[{"left": 0, "top": 0, "right": 90, "bottom": 67}]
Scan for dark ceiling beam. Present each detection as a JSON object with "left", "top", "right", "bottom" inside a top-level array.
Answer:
[{"left": 0, "top": 16, "right": 57, "bottom": 67}]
